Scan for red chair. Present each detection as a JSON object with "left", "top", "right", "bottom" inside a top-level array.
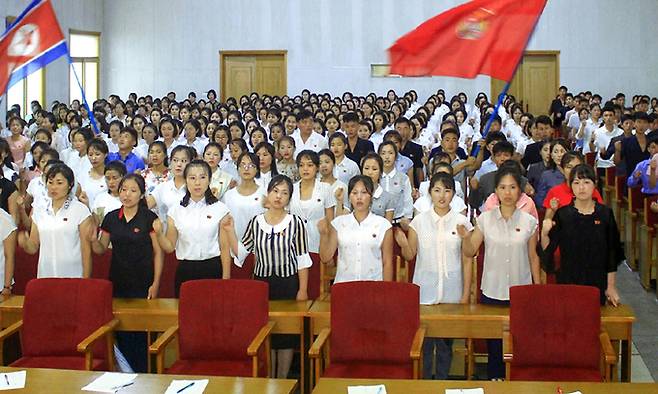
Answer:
[
  {"left": 149, "top": 279, "right": 274, "bottom": 377},
  {"left": 309, "top": 281, "right": 425, "bottom": 382},
  {"left": 0, "top": 278, "right": 118, "bottom": 370},
  {"left": 503, "top": 284, "right": 616, "bottom": 382}
]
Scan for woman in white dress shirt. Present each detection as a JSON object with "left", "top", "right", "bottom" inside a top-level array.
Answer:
[
  {"left": 254, "top": 142, "right": 278, "bottom": 189},
  {"left": 91, "top": 160, "right": 126, "bottom": 223},
  {"left": 18, "top": 163, "right": 93, "bottom": 278},
  {"left": 319, "top": 175, "right": 393, "bottom": 283},
  {"left": 458, "top": 164, "right": 541, "bottom": 380},
  {"left": 153, "top": 160, "right": 238, "bottom": 297},
  {"left": 78, "top": 139, "right": 108, "bottom": 209},
  {"left": 222, "top": 152, "right": 265, "bottom": 240},
  {"left": 289, "top": 150, "right": 335, "bottom": 269},
  {"left": 147, "top": 145, "right": 192, "bottom": 223},
  {"left": 395, "top": 172, "right": 472, "bottom": 379}
]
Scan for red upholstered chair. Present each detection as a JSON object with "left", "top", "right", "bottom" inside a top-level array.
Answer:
[
  {"left": 309, "top": 281, "right": 425, "bottom": 382},
  {"left": 0, "top": 278, "right": 118, "bottom": 370},
  {"left": 503, "top": 284, "right": 616, "bottom": 382},
  {"left": 149, "top": 279, "right": 274, "bottom": 377}
]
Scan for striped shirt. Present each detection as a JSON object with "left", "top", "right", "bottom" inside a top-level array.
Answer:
[{"left": 236, "top": 214, "right": 312, "bottom": 277}]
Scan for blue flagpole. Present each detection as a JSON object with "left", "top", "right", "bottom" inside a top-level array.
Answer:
[
  {"left": 66, "top": 51, "right": 100, "bottom": 135},
  {"left": 470, "top": 81, "right": 510, "bottom": 157}
]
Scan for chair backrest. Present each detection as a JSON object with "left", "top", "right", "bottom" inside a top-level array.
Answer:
[
  {"left": 510, "top": 284, "right": 600, "bottom": 369},
  {"left": 22, "top": 278, "right": 113, "bottom": 358},
  {"left": 178, "top": 279, "right": 268, "bottom": 361},
  {"left": 330, "top": 281, "right": 419, "bottom": 364}
]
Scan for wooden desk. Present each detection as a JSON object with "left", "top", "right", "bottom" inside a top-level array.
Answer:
[
  {"left": 308, "top": 301, "right": 635, "bottom": 382},
  {"left": 0, "top": 366, "right": 298, "bottom": 393},
  {"left": 312, "top": 378, "right": 658, "bottom": 394},
  {"left": 0, "top": 297, "right": 311, "bottom": 392}
]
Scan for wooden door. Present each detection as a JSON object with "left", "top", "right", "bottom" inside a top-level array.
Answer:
[
  {"left": 220, "top": 51, "right": 287, "bottom": 101},
  {"left": 521, "top": 54, "right": 558, "bottom": 116},
  {"left": 490, "top": 51, "right": 559, "bottom": 116}
]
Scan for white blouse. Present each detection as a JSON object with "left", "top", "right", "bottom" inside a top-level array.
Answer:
[
  {"left": 332, "top": 212, "right": 392, "bottom": 283},
  {"left": 221, "top": 186, "right": 266, "bottom": 239},
  {"left": 333, "top": 157, "right": 360, "bottom": 186},
  {"left": 410, "top": 209, "right": 472, "bottom": 305},
  {"left": 91, "top": 192, "right": 122, "bottom": 222},
  {"left": 477, "top": 207, "right": 537, "bottom": 301},
  {"left": 168, "top": 199, "right": 230, "bottom": 261},
  {"left": 151, "top": 179, "right": 186, "bottom": 222},
  {"left": 289, "top": 179, "right": 335, "bottom": 253},
  {"left": 78, "top": 172, "right": 107, "bottom": 208},
  {"left": 32, "top": 198, "right": 91, "bottom": 278}
]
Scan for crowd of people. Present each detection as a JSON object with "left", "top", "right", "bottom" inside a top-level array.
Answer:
[{"left": 1, "top": 85, "right": 655, "bottom": 379}]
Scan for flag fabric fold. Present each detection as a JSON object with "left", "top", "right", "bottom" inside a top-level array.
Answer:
[
  {"left": 0, "top": 0, "right": 67, "bottom": 94},
  {"left": 388, "top": 0, "right": 547, "bottom": 82}
]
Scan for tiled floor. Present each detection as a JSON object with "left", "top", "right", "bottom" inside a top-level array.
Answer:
[{"left": 616, "top": 263, "right": 656, "bottom": 382}]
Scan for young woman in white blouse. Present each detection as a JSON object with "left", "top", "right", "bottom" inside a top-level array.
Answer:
[
  {"left": 18, "top": 163, "right": 94, "bottom": 278},
  {"left": 318, "top": 175, "right": 393, "bottom": 283},
  {"left": 458, "top": 164, "right": 541, "bottom": 380},
  {"left": 254, "top": 142, "right": 278, "bottom": 189},
  {"left": 147, "top": 145, "right": 191, "bottom": 223},
  {"left": 235, "top": 175, "right": 311, "bottom": 379},
  {"left": 78, "top": 139, "right": 108, "bottom": 208},
  {"left": 289, "top": 150, "right": 335, "bottom": 285},
  {"left": 221, "top": 152, "right": 265, "bottom": 277},
  {"left": 153, "top": 160, "right": 238, "bottom": 297},
  {"left": 90, "top": 160, "right": 126, "bottom": 223},
  {"left": 395, "top": 172, "right": 472, "bottom": 379}
]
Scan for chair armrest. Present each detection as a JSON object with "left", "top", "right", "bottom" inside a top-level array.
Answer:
[
  {"left": 0, "top": 320, "right": 23, "bottom": 343},
  {"left": 409, "top": 327, "right": 426, "bottom": 360},
  {"left": 247, "top": 321, "right": 275, "bottom": 356},
  {"left": 77, "top": 318, "right": 119, "bottom": 353},
  {"left": 309, "top": 328, "right": 331, "bottom": 359},
  {"left": 148, "top": 325, "right": 179, "bottom": 354},
  {"left": 599, "top": 330, "right": 617, "bottom": 365},
  {"left": 502, "top": 327, "right": 513, "bottom": 363}
]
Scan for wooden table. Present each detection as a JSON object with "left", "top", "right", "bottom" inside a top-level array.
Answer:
[
  {"left": 312, "top": 378, "right": 658, "bottom": 394},
  {"left": 0, "top": 366, "right": 298, "bottom": 393},
  {"left": 308, "top": 300, "right": 636, "bottom": 382},
  {"left": 0, "top": 296, "right": 311, "bottom": 392}
]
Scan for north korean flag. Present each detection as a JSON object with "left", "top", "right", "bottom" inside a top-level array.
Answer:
[{"left": 0, "top": 0, "right": 67, "bottom": 95}]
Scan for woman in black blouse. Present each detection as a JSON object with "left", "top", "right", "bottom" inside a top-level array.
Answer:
[
  {"left": 90, "top": 173, "right": 163, "bottom": 372},
  {"left": 538, "top": 164, "right": 624, "bottom": 306}
]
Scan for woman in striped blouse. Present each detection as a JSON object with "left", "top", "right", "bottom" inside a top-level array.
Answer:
[{"left": 235, "top": 174, "right": 311, "bottom": 379}]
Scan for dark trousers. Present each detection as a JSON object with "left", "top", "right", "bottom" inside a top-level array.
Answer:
[
  {"left": 423, "top": 338, "right": 453, "bottom": 379},
  {"left": 481, "top": 294, "right": 510, "bottom": 379},
  {"left": 114, "top": 286, "right": 148, "bottom": 372},
  {"left": 174, "top": 257, "right": 222, "bottom": 298}
]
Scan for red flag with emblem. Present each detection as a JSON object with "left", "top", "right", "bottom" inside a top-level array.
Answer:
[
  {"left": 0, "top": 0, "right": 67, "bottom": 95},
  {"left": 388, "top": 0, "right": 547, "bottom": 81}
]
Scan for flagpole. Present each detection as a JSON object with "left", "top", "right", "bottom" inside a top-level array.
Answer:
[
  {"left": 470, "top": 81, "right": 510, "bottom": 157},
  {"left": 66, "top": 52, "right": 100, "bottom": 135}
]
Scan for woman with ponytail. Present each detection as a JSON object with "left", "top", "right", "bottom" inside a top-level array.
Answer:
[
  {"left": 90, "top": 173, "right": 163, "bottom": 373},
  {"left": 152, "top": 160, "right": 238, "bottom": 297}
]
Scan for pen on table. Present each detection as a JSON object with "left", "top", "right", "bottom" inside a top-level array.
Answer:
[
  {"left": 4, "top": 374, "right": 8, "bottom": 385},
  {"left": 110, "top": 382, "right": 134, "bottom": 391},
  {"left": 177, "top": 382, "right": 195, "bottom": 393},
  {"left": 376, "top": 386, "right": 383, "bottom": 394}
]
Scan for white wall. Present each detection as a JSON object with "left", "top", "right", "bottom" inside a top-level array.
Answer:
[
  {"left": 1, "top": 0, "right": 103, "bottom": 120},
  {"left": 4, "top": 0, "right": 658, "bottom": 117},
  {"left": 101, "top": 0, "right": 658, "bottom": 106}
]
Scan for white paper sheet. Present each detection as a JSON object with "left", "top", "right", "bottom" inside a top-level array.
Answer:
[
  {"left": 347, "top": 384, "right": 387, "bottom": 394},
  {"left": 0, "top": 371, "right": 26, "bottom": 391},
  {"left": 445, "top": 389, "right": 485, "bottom": 394},
  {"left": 164, "top": 379, "right": 209, "bottom": 394},
  {"left": 81, "top": 372, "right": 138, "bottom": 393}
]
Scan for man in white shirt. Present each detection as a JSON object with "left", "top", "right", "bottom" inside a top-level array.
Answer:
[
  {"left": 292, "top": 110, "right": 327, "bottom": 158},
  {"left": 592, "top": 106, "right": 623, "bottom": 170}
]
